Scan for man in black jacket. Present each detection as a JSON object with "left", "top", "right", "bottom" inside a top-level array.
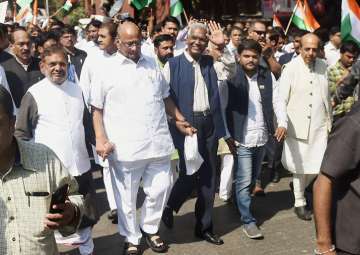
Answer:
[
  {"left": 59, "top": 25, "right": 87, "bottom": 81},
  {"left": 1, "top": 27, "right": 43, "bottom": 109}
]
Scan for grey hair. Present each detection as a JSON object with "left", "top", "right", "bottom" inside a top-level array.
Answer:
[{"left": 188, "top": 22, "right": 208, "bottom": 37}]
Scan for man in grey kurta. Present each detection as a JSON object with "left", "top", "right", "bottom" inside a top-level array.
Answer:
[
  {"left": 280, "top": 34, "right": 332, "bottom": 221},
  {"left": 0, "top": 86, "right": 84, "bottom": 255}
]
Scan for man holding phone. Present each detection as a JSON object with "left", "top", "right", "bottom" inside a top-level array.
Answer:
[
  {"left": 0, "top": 86, "right": 84, "bottom": 255},
  {"left": 15, "top": 46, "right": 97, "bottom": 255}
]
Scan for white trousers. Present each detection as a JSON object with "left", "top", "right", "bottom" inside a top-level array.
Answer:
[
  {"left": 219, "top": 154, "right": 234, "bottom": 200},
  {"left": 109, "top": 156, "right": 173, "bottom": 245},
  {"left": 293, "top": 173, "right": 317, "bottom": 207},
  {"left": 103, "top": 166, "right": 117, "bottom": 210}
]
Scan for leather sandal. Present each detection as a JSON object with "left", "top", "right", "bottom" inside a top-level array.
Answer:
[
  {"left": 143, "top": 232, "right": 168, "bottom": 253},
  {"left": 123, "top": 242, "right": 140, "bottom": 255}
]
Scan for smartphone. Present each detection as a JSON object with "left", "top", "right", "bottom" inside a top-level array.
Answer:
[{"left": 49, "top": 184, "right": 69, "bottom": 214}]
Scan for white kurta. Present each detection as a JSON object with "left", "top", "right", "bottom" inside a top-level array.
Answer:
[
  {"left": 281, "top": 58, "right": 331, "bottom": 174},
  {"left": 282, "top": 79, "right": 328, "bottom": 174}
]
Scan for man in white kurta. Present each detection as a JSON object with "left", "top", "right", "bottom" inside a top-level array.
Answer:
[
  {"left": 280, "top": 34, "right": 332, "bottom": 221},
  {"left": 79, "top": 22, "right": 118, "bottom": 221},
  {"left": 15, "top": 46, "right": 97, "bottom": 255},
  {"left": 91, "top": 22, "right": 193, "bottom": 255}
]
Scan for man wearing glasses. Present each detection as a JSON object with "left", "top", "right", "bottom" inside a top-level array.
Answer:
[{"left": 91, "top": 21, "right": 194, "bottom": 255}]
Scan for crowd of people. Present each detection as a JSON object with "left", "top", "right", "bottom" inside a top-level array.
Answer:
[{"left": 0, "top": 8, "right": 359, "bottom": 255}]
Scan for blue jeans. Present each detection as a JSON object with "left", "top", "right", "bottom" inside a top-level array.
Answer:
[{"left": 234, "top": 145, "right": 266, "bottom": 225}]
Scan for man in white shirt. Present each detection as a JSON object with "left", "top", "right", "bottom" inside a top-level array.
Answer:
[
  {"left": 79, "top": 22, "right": 118, "bottom": 223},
  {"left": 75, "top": 19, "right": 102, "bottom": 55},
  {"left": 153, "top": 33, "right": 174, "bottom": 69},
  {"left": 227, "top": 26, "right": 242, "bottom": 58},
  {"left": 161, "top": 22, "right": 231, "bottom": 246},
  {"left": 324, "top": 26, "right": 341, "bottom": 67},
  {"left": 161, "top": 16, "right": 186, "bottom": 56},
  {"left": 15, "top": 46, "right": 98, "bottom": 255},
  {"left": 225, "top": 39, "right": 287, "bottom": 239},
  {"left": 91, "top": 22, "right": 193, "bottom": 255}
]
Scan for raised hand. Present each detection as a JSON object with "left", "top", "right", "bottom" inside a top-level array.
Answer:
[{"left": 208, "top": 20, "right": 225, "bottom": 46}]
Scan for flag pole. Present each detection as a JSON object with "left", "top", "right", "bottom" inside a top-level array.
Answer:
[
  {"left": 183, "top": 8, "right": 189, "bottom": 24},
  {"left": 45, "top": 0, "right": 49, "bottom": 17},
  {"left": 285, "top": 1, "right": 298, "bottom": 35},
  {"left": 32, "top": 0, "right": 38, "bottom": 24},
  {"left": 13, "top": 0, "right": 17, "bottom": 22}
]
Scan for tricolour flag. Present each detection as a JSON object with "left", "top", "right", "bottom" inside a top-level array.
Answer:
[
  {"left": 273, "top": 14, "right": 283, "bottom": 30},
  {"left": 16, "top": 0, "right": 33, "bottom": 9},
  {"left": 62, "top": 0, "right": 73, "bottom": 11},
  {"left": 15, "top": 6, "right": 31, "bottom": 23},
  {"left": 170, "top": 0, "right": 183, "bottom": 17},
  {"left": 130, "top": 0, "right": 153, "bottom": 10},
  {"left": 341, "top": 0, "right": 360, "bottom": 45},
  {"left": 291, "top": 0, "right": 320, "bottom": 32}
]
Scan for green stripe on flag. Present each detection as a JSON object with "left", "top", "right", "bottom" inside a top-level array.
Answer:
[
  {"left": 170, "top": 1, "right": 183, "bottom": 17},
  {"left": 131, "top": 0, "right": 153, "bottom": 10},
  {"left": 341, "top": 14, "right": 353, "bottom": 40},
  {"left": 292, "top": 15, "right": 307, "bottom": 31},
  {"left": 341, "top": 15, "right": 360, "bottom": 46},
  {"left": 62, "top": 1, "right": 73, "bottom": 11}
]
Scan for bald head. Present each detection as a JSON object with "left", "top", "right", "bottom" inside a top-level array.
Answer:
[
  {"left": 116, "top": 22, "right": 142, "bottom": 62},
  {"left": 117, "top": 22, "right": 141, "bottom": 41},
  {"left": 300, "top": 33, "right": 320, "bottom": 47},
  {"left": 300, "top": 33, "right": 320, "bottom": 65}
]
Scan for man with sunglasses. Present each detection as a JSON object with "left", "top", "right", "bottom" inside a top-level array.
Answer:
[
  {"left": 91, "top": 21, "right": 194, "bottom": 255},
  {"left": 248, "top": 21, "right": 281, "bottom": 79}
]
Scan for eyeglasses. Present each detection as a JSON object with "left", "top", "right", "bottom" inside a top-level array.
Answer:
[{"left": 120, "top": 40, "right": 141, "bottom": 48}]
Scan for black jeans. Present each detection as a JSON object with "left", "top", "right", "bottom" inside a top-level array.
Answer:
[{"left": 167, "top": 114, "right": 218, "bottom": 234}]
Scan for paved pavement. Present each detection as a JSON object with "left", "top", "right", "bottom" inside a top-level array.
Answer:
[{"left": 59, "top": 168, "right": 316, "bottom": 255}]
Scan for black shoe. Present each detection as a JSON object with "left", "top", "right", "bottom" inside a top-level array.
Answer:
[
  {"left": 294, "top": 206, "right": 312, "bottom": 221},
  {"left": 141, "top": 229, "right": 168, "bottom": 253},
  {"left": 161, "top": 206, "right": 173, "bottom": 229},
  {"left": 271, "top": 171, "right": 280, "bottom": 183},
  {"left": 195, "top": 231, "right": 224, "bottom": 245},
  {"left": 107, "top": 209, "right": 117, "bottom": 220},
  {"left": 123, "top": 242, "right": 140, "bottom": 255}
]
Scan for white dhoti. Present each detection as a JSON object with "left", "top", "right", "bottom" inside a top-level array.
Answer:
[
  {"left": 109, "top": 155, "right": 173, "bottom": 245},
  {"left": 282, "top": 76, "right": 329, "bottom": 207}
]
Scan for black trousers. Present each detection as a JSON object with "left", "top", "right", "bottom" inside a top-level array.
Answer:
[
  {"left": 167, "top": 114, "right": 218, "bottom": 234},
  {"left": 337, "top": 249, "right": 358, "bottom": 255},
  {"left": 75, "top": 170, "right": 99, "bottom": 229}
]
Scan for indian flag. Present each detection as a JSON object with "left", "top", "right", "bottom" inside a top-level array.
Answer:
[
  {"left": 273, "top": 14, "right": 283, "bottom": 30},
  {"left": 341, "top": 0, "right": 360, "bottom": 45},
  {"left": 62, "top": 0, "right": 73, "bottom": 11},
  {"left": 291, "top": 0, "right": 320, "bottom": 32},
  {"left": 170, "top": 0, "right": 183, "bottom": 17},
  {"left": 130, "top": 0, "right": 153, "bottom": 10}
]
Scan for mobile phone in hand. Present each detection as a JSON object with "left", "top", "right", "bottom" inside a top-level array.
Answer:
[{"left": 49, "top": 184, "right": 69, "bottom": 214}]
